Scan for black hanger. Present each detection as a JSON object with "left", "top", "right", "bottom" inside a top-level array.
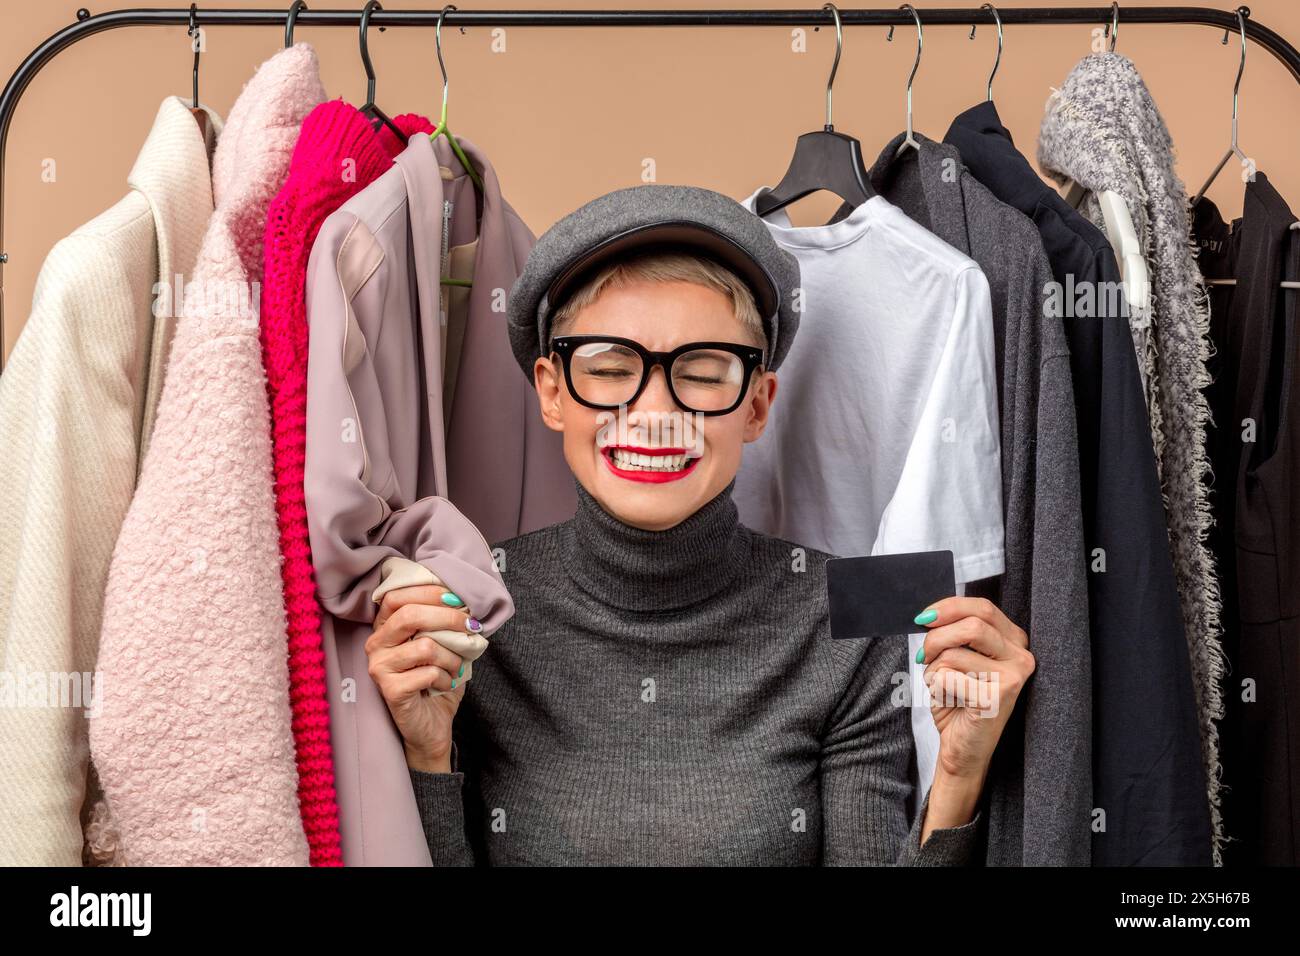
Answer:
[
  {"left": 358, "top": 1, "right": 407, "bottom": 144},
  {"left": 753, "top": 4, "right": 875, "bottom": 221},
  {"left": 285, "top": 0, "right": 307, "bottom": 48},
  {"left": 187, "top": 4, "right": 211, "bottom": 142},
  {"left": 188, "top": 4, "right": 201, "bottom": 109}
]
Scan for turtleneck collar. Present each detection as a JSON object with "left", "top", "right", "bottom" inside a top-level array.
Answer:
[{"left": 562, "top": 476, "right": 750, "bottom": 613}]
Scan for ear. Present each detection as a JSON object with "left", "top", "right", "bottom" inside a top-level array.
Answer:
[
  {"left": 534, "top": 356, "right": 566, "bottom": 433},
  {"left": 741, "top": 371, "right": 778, "bottom": 443}
]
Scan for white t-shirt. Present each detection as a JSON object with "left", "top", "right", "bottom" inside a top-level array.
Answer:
[{"left": 736, "top": 188, "right": 1005, "bottom": 793}]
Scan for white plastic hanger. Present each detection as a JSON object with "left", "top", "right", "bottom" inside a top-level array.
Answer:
[
  {"left": 1053, "top": 6, "right": 1152, "bottom": 312},
  {"left": 1059, "top": 180, "right": 1151, "bottom": 314},
  {"left": 1099, "top": 191, "right": 1151, "bottom": 312}
]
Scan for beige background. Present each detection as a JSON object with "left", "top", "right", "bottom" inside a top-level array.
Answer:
[{"left": 2, "top": 0, "right": 1299, "bottom": 360}]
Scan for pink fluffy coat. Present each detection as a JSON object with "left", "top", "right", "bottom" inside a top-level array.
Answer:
[{"left": 88, "top": 44, "right": 326, "bottom": 865}]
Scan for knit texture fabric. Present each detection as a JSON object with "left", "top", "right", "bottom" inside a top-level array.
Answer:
[
  {"left": 260, "top": 101, "right": 435, "bottom": 867},
  {"left": 410, "top": 478, "right": 983, "bottom": 865},
  {"left": 1037, "top": 52, "right": 1225, "bottom": 861},
  {"left": 862, "top": 132, "right": 1093, "bottom": 865},
  {"left": 89, "top": 44, "right": 325, "bottom": 866},
  {"left": 0, "top": 97, "right": 221, "bottom": 866}
]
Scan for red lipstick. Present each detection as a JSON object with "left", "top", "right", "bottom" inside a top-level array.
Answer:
[{"left": 600, "top": 445, "right": 700, "bottom": 484}]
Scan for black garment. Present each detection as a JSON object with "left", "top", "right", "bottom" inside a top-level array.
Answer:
[
  {"left": 945, "top": 101, "right": 1212, "bottom": 865},
  {"left": 1196, "top": 174, "right": 1300, "bottom": 865}
]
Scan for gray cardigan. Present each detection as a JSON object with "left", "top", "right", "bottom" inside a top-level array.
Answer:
[
  {"left": 844, "top": 133, "right": 1092, "bottom": 865},
  {"left": 409, "top": 478, "right": 983, "bottom": 865}
]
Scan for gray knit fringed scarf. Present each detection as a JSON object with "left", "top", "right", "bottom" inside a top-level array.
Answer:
[{"left": 1037, "top": 52, "right": 1226, "bottom": 863}]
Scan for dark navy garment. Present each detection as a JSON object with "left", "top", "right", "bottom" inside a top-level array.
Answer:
[{"left": 946, "top": 100, "right": 1212, "bottom": 865}]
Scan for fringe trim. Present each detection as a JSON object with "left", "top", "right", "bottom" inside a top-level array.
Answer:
[
  {"left": 1180, "top": 234, "right": 1229, "bottom": 866},
  {"left": 1039, "top": 54, "right": 1227, "bottom": 864}
]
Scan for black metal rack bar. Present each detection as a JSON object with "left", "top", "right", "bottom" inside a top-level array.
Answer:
[{"left": 2, "top": 5, "right": 1298, "bottom": 369}]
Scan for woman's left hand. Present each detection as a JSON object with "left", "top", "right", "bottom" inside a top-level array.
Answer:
[{"left": 916, "top": 596, "right": 1035, "bottom": 788}]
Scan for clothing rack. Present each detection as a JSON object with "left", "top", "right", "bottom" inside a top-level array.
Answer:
[{"left": 2, "top": 5, "right": 1300, "bottom": 371}]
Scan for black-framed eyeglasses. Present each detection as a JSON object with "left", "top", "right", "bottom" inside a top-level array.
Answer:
[{"left": 549, "top": 335, "right": 766, "bottom": 416}]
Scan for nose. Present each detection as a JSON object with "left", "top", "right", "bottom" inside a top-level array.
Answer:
[{"left": 631, "top": 361, "right": 677, "bottom": 413}]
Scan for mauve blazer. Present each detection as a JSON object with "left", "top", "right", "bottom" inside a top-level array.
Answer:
[{"left": 305, "top": 130, "right": 573, "bottom": 866}]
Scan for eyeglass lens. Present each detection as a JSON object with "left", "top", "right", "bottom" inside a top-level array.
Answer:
[{"left": 568, "top": 341, "right": 748, "bottom": 412}]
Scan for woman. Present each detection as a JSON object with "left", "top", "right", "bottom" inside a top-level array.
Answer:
[{"left": 363, "top": 185, "right": 1035, "bottom": 865}]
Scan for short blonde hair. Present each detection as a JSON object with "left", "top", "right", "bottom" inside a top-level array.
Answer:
[{"left": 548, "top": 249, "right": 765, "bottom": 351}]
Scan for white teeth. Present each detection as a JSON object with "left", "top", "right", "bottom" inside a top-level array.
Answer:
[{"left": 609, "top": 449, "right": 689, "bottom": 472}]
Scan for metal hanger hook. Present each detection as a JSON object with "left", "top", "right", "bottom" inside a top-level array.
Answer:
[
  {"left": 437, "top": 5, "right": 456, "bottom": 122},
  {"left": 1106, "top": 3, "right": 1119, "bottom": 52},
  {"left": 1191, "top": 5, "right": 1251, "bottom": 205},
  {"left": 1229, "top": 7, "right": 1248, "bottom": 153},
  {"left": 360, "top": 1, "right": 382, "bottom": 108},
  {"left": 188, "top": 4, "right": 200, "bottom": 109},
  {"left": 821, "top": 3, "right": 843, "bottom": 130},
  {"left": 969, "top": 4, "right": 1002, "bottom": 102},
  {"left": 285, "top": 1, "right": 307, "bottom": 48},
  {"left": 887, "top": 5, "right": 922, "bottom": 144}
]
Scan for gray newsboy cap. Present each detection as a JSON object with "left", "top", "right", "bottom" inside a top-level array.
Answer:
[{"left": 506, "top": 183, "right": 802, "bottom": 383}]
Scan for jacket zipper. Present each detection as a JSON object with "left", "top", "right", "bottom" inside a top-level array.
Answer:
[{"left": 441, "top": 198, "right": 453, "bottom": 328}]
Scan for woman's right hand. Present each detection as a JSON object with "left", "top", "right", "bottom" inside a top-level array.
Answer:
[{"left": 365, "top": 584, "right": 487, "bottom": 773}]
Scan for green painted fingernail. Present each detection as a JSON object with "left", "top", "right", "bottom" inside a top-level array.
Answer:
[
  {"left": 450, "top": 679, "right": 458, "bottom": 689},
  {"left": 441, "top": 592, "right": 464, "bottom": 608},
  {"left": 457, "top": 663, "right": 465, "bottom": 678},
  {"left": 916, "top": 646, "right": 926, "bottom": 664},
  {"left": 914, "top": 608, "right": 938, "bottom": 626}
]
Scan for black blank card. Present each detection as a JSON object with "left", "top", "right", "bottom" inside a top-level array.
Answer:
[{"left": 826, "top": 550, "right": 956, "bottom": 640}]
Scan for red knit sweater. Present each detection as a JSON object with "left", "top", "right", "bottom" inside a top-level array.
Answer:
[{"left": 260, "top": 102, "right": 435, "bottom": 866}]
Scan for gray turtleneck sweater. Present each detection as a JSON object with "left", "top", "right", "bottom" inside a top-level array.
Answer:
[{"left": 409, "top": 478, "right": 983, "bottom": 865}]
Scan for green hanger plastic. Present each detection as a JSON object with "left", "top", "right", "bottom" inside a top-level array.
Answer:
[
  {"left": 430, "top": 98, "right": 482, "bottom": 196},
  {"left": 430, "top": 6, "right": 483, "bottom": 195},
  {"left": 433, "top": 6, "right": 481, "bottom": 290}
]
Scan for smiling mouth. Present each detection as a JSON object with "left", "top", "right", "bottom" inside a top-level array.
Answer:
[{"left": 601, "top": 445, "right": 701, "bottom": 483}]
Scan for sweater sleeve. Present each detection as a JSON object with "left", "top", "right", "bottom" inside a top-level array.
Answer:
[
  {"left": 408, "top": 742, "right": 477, "bottom": 866},
  {"left": 820, "top": 632, "right": 982, "bottom": 866},
  {"left": 897, "top": 787, "right": 983, "bottom": 866}
]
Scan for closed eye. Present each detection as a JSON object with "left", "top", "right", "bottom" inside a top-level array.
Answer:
[{"left": 677, "top": 374, "right": 727, "bottom": 386}]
